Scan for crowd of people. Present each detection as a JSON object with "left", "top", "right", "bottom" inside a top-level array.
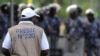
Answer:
[
  {"left": 0, "top": 2, "right": 100, "bottom": 56},
  {"left": 65, "top": 5, "right": 100, "bottom": 56}
]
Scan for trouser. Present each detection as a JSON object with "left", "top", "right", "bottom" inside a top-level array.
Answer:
[
  {"left": 50, "top": 36, "right": 58, "bottom": 49},
  {"left": 86, "top": 45, "right": 100, "bottom": 56},
  {"left": 48, "top": 36, "right": 59, "bottom": 56},
  {"left": 67, "top": 38, "right": 84, "bottom": 56},
  {"left": 67, "top": 39, "right": 76, "bottom": 52}
]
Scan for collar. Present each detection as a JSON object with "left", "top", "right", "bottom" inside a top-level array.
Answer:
[{"left": 18, "top": 21, "right": 34, "bottom": 25}]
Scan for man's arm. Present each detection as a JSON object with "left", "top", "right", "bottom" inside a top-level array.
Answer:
[
  {"left": 2, "top": 32, "right": 11, "bottom": 56},
  {"left": 41, "top": 50, "right": 49, "bottom": 56},
  {"left": 2, "top": 48, "right": 11, "bottom": 56},
  {"left": 40, "top": 31, "right": 49, "bottom": 56}
]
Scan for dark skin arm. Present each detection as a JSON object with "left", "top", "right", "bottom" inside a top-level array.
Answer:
[
  {"left": 2, "top": 48, "right": 11, "bottom": 56},
  {"left": 41, "top": 49, "right": 49, "bottom": 56}
]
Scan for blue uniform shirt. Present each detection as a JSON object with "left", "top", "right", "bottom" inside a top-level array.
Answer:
[
  {"left": 65, "top": 17, "right": 84, "bottom": 39},
  {"left": 44, "top": 16, "right": 60, "bottom": 36}
]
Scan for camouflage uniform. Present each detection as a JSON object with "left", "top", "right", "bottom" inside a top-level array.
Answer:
[
  {"left": 84, "top": 20, "right": 100, "bottom": 56},
  {"left": 45, "top": 15, "right": 60, "bottom": 49},
  {"left": 65, "top": 17, "right": 85, "bottom": 56}
]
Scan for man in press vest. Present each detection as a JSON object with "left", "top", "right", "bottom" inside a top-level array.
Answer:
[{"left": 2, "top": 8, "right": 49, "bottom": 56}]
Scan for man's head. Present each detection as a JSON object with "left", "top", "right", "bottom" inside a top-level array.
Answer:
[
  {"left": 85, "top": 9, "right": 95, "bottom": 22},
  {"left": 21, "top": 8, "right": 39, "bottom": 23},
  {"left": 77, "top": 6, "right": 82, "bottom": 16},
  {"left": 47, "top": 3, "right": 61, "bottom": 17},
  {"left": 48, "top": 7, "right": 56, "bottom": 17},
  {"left": 0, "top": 3, "right": 10, "bottom": 14},
  {"left": 66, "top": 4, "right": 78, "bottom": 19},
  {"left": 34, "top": 8, "right": 44, "bottom": 22}
]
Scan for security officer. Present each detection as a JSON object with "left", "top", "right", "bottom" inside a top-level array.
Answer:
[
  {"left": 34, "top": 8, "right": 48, "bottom": 33},
  {"left": 45, "top": 3, "right": 61, "bottom": 37},
  {"left": 0, "top": 3, "right": 10, "bottom": 39},
  {"left": 84, "top": 9, "right": 100, "bottom": 56},
  {"left": 44, "top": 3, "right": 61, "bottom": 49},
  {"left": 64, "top": 5, "right": 84, "bottom": 55},
  {"left": 2, "top": 8, "right": 49, "bottom": 56}
]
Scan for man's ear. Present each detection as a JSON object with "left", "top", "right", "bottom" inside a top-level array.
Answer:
[{"left": 32, "top": 16, "right": 38, "bottom": 23}]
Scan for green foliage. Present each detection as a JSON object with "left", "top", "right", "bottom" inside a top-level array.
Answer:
[
  {"left": 0, "top": 0, "right": 9, "bottom": 5},
  {"left": 0, "top": 0, "right": 99, "bottom": 19},
  {"left": 77, "top": 0, "right": 90, "bottom": 16},
  {"left": 0, "top": 0, "right": 27, "bottom": 5},
  {"left": 58, "top": 0, "right": 71, "bottom": 20},
  {"left": 58, "top": 0, "right": 90, "bottom": 20}
]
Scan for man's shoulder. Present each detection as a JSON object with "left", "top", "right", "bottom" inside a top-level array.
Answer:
[{"left": 8, "top": 25, "right": 18, "bottom": 30}]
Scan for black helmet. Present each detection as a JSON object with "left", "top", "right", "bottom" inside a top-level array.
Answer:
[{"left": 0, "top": 3, "right": 9, "bottom": 14}]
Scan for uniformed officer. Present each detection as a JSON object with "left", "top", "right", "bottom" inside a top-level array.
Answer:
[
  {"left": 0, "top": 3, "right": 10, "bottom": 39},
  {"left": 2, "top": 8, "right": 49, "bottom": 56},
  {"left": 64, "top": 5, "right": 84, "bottom": 56},
  {"left": 45, "top": 3, "right": 61, "bottom": 37},
  {"left": 44, "top": 3, "right": 61, "bottom": 49},
  {"left": 84, "top": 9, "right": 100, "bottom": 56}
]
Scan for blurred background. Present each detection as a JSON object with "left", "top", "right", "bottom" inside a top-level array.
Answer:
[
  {"left": 0, "top": 0, "right": 100, "bottom": 56},
  {"left": 0, "top": 0, "right": 100, "bottom": 19}
]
